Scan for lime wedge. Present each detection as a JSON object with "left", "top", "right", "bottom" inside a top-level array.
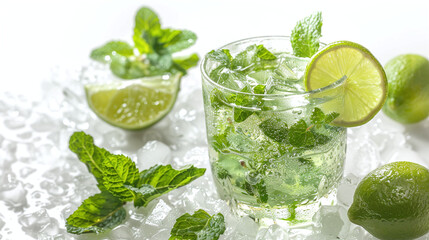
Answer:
[
  {"left": 304, "top": 41, "right": 387, "bottom": 127},
  {"left": 85, "top": 73, "right": 181, "bottom": 130}
]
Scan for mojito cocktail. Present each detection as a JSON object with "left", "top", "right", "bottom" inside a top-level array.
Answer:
[{"left": 201, "top": 36, "right": 347, "bottom": 224}]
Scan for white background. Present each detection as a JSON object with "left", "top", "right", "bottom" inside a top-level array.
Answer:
[{"left": 1, "top": 0, "right": 428, "bottom": 97}]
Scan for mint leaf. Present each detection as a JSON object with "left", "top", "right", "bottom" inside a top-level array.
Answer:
[
  {"left": 207, "top": 49, "right": 233, "bottom": 67},
  {"left": 169, "top": 209, "right": 226, "bottom": 240},
  {"left": 310, "top": 107, "right": 339, "bottom": 126},
  {"left": 69, "top": 132, "right": 111, "bottom": 191},
  {"left": 214, "top": 165, "right": 231, "bottom": 179},
  {"left": 256, "top": 45, "right": 277, "bottom": 60},
  {"left": 291, "top": 12, "right": 322, "bottom": 58},
  {"left": 133, "top": 7, "right": 162, "bottom": 54},
  {"left": 67, "top": 132, "right": 207, "bottom": 235},
  {"left": 231, "top": 45, "right": 257, "bottom": 70},
  {"left": 102, "top": 154, "right": 140, "bottom": 201},
  {"left": 173, "top": 53, "right": 200, "bottom": 70},
  {"left": 66, "top": 191, "right": 125, "bottom": 234},
  {"left": 288, "top": 119, "right": 315, "bottom": 147},
  {"left": 244, "top": 171, "right": 268, "bottom": 203},
  {"left": 324, "top": 112, "right": 340, "bottom": 124},
  {"left": 310, "top": 107, "right": 326, "bottom": 125},
  {"left": 161, "top": 29, "right": 197, "bottom": 53},
  {"left": 259, "top": 118, "right": 289, "bottom": 143},
  {"left": 234, "top": 108, "right": 253, "bottom": 123},
  {"left": 211, "top": 129, "right": 231, "bottom": 153},
  {"left": 90, "top": 41, "right": 134, "bottom": 63},
  {"left": 110, "top": 55, "right": 150, "bottom": 79},
  {"left": 147, "top": 53, "right": 173, "bottom": 72},
  {"left": 252, "top": 84, "right": 266, "bottom": 94},
  {"left": 132, "top": 164, "right": 206, "bottom": 207}
]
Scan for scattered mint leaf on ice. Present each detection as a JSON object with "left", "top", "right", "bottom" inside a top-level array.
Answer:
[
  {"left": 132, "top": 164, "right": 206, "bottom": 207},
  {"left": 291, "top": 12, "right": 323, "bottom": 58},
  {"left": 66, "top": 191, "right": 126, "bottom": 234},
  {"left": 67, "top": 131, "right": 206, "bottom": 235},
  {"left": 69, "top": 132, "right": 112, "bottom": 191},
  {"left": 102, "top": 154, "right": 140, "bottom": 202},
  {"left": 169, "top": 209, "right": 226, "bottom": 240}
]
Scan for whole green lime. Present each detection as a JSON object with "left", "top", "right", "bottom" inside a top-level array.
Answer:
[
  {"left": 348, "top": 161, "right": 429, "bottom": 240},
  {"left": 383, "top": 54, "right": 429, "bottom": 124}
]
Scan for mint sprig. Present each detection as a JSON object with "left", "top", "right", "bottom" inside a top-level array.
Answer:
[
  {"left": 291, "top": 12, "right": 323, "bottom": 58},
  {"left": 66, "top": 131, "right": 206, "bottom": 234},
  {"left": 91, "top": 7, "right": 199, "bottom": 79},
  {"left": 169, "top": 209, "right": 226, "bottom": 240}
]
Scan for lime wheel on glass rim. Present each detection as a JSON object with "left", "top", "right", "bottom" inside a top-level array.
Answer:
[
  {"left": 304, "top": 41, "right": 387, "bottom": 127},
  {"left": 85, "top": 73, "right": 182, "bottom": 130}
]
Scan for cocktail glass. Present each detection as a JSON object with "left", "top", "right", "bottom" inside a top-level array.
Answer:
[{"left": 201, "top": 36, "right": 347, "bottom": 226}]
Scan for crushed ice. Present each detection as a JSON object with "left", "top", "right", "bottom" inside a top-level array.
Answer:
[{"left": 1, "top": 63, "right": 429, "bottom": 239}]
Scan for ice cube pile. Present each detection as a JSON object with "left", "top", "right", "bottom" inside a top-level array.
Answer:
[{"left": 1, "top": 63, "right": 429, "bottom": 240}]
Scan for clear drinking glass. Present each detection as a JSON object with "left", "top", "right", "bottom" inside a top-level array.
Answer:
[{"left": 201, "top": 36, "right": 347, "bottom": 225}]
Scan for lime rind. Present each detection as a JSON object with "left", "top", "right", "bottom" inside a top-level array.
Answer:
[
  {"left": 304, "top": 41, "right": 387, "bottom": 127},
  {"left": 85, "top": 73, "right": 181, "bottom": 130}
]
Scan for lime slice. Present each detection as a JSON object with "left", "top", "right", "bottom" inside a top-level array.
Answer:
[
  {"left": 304, "top": 41, "right": 387, "bottom": 127},
  {"left": 85, "top": 73, "right": 181, "bottom": 130}
]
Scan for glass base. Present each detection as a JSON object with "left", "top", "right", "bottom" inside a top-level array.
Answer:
[{"left": 227, "top": 189, "right": 338, "bottom": 228}]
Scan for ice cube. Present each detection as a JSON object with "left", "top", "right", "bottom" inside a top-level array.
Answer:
[
  {"left": 0, "top": 181, "right": 28, "bottom": 211},
  {"left": 256, "top": 224, "right": 289, "bottom": 240},
  {"left": 15, "top": 142, "right": 34, "bottom": 162},
  {"left": 337, "top": 173, "right": 360, "bottom": 207},
  {"left": 150, "top": 229, "right": 171, "bottom": 240},
  {"left": 102, "top": 130, "right": 128, "bottom": 149},
  {"left": 4, "top": 116, "right": 26, "bottom": 129},
  {"left": 0, "top": 214, "right": 5, "bottom": 232},
  {"left": 145, "top": 199, "right": 172, "bottom": 227},
  {"left": 40, "top": 180, "right": 66, "bottom": 197},
  {"left": 312, "top": 205, "right": 350, "bottom": 239},
  {"left": 137, "top": 140, "right": 171, "bottom": 169},
  {"left": 226, "top": 216, "right": 259, "bottom": 239},
  {"left": 231, "top": 44, "right": 258, "bottom": 70},
  {"left": 176, "top": 146, "right": 209, "bottom": 168},
  {"left": 30, "top": 113, "right": 60, "bottom": 132},
  {"left": 0, "top": 172, "right": 19, "bottom": 191},
  {"left": 110, "top": 225, "right": 135, "bottom": 240},
  {"left": 18, "top": 209, "right": 52, "bottom": 238},
  {"left": 345, "top": 139, "right": 381, "bottom": 177}
]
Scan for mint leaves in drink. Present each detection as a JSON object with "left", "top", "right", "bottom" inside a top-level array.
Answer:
[
  {"left": 90, "top": 7, "right": 199, "bottom": 79},
  {"left": 170, "top": 209, "right": 226, "bottom": 240},
  {"left": 291, "top": 12, "right": 323, "bottom": 58},
  {"left": 259, "top": 107, "right": 339, "bottom": 148},
  {"left": 66, "top": 132, "right": 206, "bottom": 234}
]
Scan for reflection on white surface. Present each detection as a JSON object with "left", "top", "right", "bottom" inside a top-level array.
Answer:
[{"left": 0, "top": 64, "right": 428, "bottom": 239}]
